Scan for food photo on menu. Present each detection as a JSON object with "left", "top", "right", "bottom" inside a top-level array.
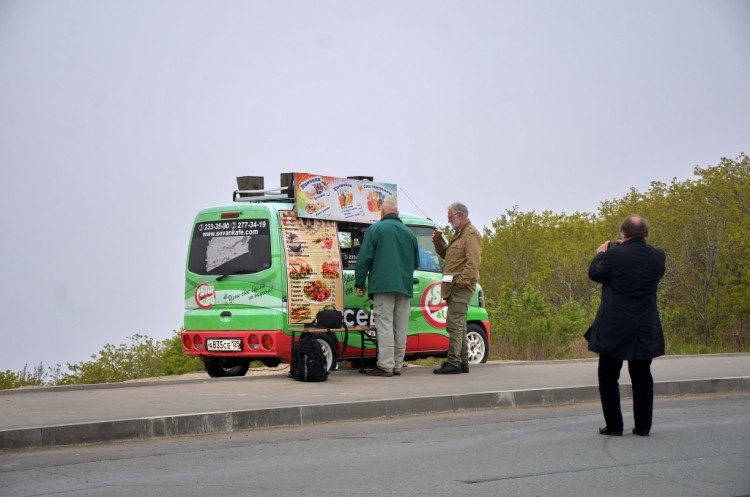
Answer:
[
  {"left": 311, "top": 235, "right": 335, "bottom": 250},
  {"left": 302, "top": 279, "right": 332, "bottom": 303},
  {"left": 321, "top": 260, "right": 340, "bottom": 278},
  {"left": 286, "top": 232, "right": 304, "bottom": 254},
  {"left": 290, "top": 303, "right": 311, "bottom": 321},
  {"left": 288, "top": 257, "right": 313, "bottom": 280}
]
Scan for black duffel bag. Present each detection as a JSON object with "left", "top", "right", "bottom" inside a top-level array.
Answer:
[{"left": 314, "top": 309, "right": 345, "bottom": 329}]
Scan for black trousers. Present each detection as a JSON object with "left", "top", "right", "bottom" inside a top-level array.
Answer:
[{"left": 598, "top": 354, "right": 654, "bottom": 432}]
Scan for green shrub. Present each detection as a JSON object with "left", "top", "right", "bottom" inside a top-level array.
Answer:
[
  {"left": 487, "top": 285, "right": 594, "bottom": 360},
  {"left": 2, "top": 330, "right": 207, "bottom": 390},
  {"left": 56, "top": 334, "right": 165, "bottom": 385},
  {"left": 0, "top": 363, "right": 49, "bottom": 390},
  {"left": 160, "top": 330, "right": 204, "bottom": 376},
  {"left": 0, "top": 370, "right": 17, "bottom": 390}
]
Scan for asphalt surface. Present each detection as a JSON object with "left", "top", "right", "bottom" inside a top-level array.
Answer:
[{"left": 1, "top": 354, "right": 748, "bottom": 451}]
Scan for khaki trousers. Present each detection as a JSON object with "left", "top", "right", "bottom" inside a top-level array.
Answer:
[
  {"left": 446, "top": 286, "right": 472, "bottom": 366},
  {"left": 372, "top": 292, "right": 411, "bottom": 372}
]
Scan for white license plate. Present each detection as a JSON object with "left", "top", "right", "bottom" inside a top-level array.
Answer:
[{"left": 206, "top": 339, "right": 242, "bottom": 351}]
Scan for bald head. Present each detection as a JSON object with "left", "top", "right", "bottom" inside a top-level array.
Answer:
[
  {"left": 381, "top": 200, "right": 399, "bottom": 217},
  {"left": 620, "top": 215, "right": 650, "bottom": 238}
]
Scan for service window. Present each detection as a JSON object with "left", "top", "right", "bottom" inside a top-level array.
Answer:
[
  {"left": 337, "top": 223, "right": 369, "bottom": 270},
  {"left": 188, "top": 220, "right": 272, "bottom": 276},
  {"left": 337, "top": 223, "right": 443, "bottom": 272}
]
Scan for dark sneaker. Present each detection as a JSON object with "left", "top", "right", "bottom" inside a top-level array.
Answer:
[
  {"left": 392, "top": 369, "right": 402, "bottom": 376},
  {"left": 460, "top": 363, "right": 469, "bottom": 373},
  {"left": 365, "top": 366, "right": 393, "bottom": 377},
  {"left": 433, "top": 362, "right": 461, "bottom": 375}
]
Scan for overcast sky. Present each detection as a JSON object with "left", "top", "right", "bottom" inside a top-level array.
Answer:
[{"left": 1, "top": 0, "right": 748, "bottom": 373}]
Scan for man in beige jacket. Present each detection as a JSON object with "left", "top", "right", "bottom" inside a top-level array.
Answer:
[{"left": 431, "top": 202, "right": 482, "bottom": 374}]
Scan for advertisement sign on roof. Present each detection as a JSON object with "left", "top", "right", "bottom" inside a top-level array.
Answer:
[{"left": 294, "top": 173, "right": 398, "bottom": 224}]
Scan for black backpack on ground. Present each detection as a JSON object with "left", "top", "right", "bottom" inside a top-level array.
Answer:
[{"left": 289, "top": 332, "right": 329, "bottom": 382}]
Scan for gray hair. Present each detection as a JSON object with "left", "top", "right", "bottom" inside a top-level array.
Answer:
[
  {"left": 381, "top": 199, "right": 399, "bottom": 215},
  {"left": 448, "top": 202, "right": 469, "bottom": 217}
]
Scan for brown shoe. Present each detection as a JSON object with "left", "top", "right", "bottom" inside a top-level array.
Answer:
[{"left": 365, "top": 366, "right": 393, "bottom": 377}]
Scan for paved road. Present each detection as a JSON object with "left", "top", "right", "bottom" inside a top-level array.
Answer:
[
  {"left": 1, "top": 354, "right": 748, "bottom": 450},
  {"left": 3, "top": 395, "right": 749, "bottom": 497}
]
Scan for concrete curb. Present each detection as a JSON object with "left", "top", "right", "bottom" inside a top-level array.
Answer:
[{"left": 2, "top": 376, "right": 748, "bottom": 451}]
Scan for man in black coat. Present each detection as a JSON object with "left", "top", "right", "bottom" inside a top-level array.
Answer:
[{"left": 587, "top": 215, "right": 666, "bottom": 437}]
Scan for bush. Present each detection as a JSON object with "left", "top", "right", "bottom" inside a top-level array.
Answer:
[
  {"left": 1, "top": 330, "right": 207, "bottom": 390},
  {"left": 487, "top": 285, "right": 594, "bottom": 360},
  {"left": 0, "top": 363, "right": 49, "bottom": 390},
  {"left": 56, "top": 334, "right": 166, "bottom": 385},
  {"left": 161, "top": 330, "right": 204, "bottom": 376}
]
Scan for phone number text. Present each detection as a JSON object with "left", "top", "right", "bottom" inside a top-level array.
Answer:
[{"left": 199, "top": 221, "right": 268, "bottom": 231}]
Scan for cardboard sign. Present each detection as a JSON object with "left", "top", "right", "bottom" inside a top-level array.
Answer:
[
  {"left": 280, "top": 211, "right": 344, "bottom": 324},
  {"left": 294, "top": 173, "right": 398, "bottom": 224}
]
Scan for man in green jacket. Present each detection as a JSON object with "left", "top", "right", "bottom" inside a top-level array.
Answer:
[
  {"left": 432, "top": 202, "right": 482, "bottom": 374},
  {"left": 355, "top": 200, "right": 419, "bottom": 377}
]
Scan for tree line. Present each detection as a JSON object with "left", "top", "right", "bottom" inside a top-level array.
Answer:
[
  {"left": 3, "top": 154, "right": 747, "bottom": 388},
  {"left": 482, "top": 153, "right": 749, "bottom": 359}
]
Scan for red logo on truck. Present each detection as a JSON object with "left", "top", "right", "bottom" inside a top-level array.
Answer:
[
  {"left": 195, "top": 284, "right": 216, "bottom": 309},
  {"left": 420, "top": 282, "right": 447, "bottom": 328}
]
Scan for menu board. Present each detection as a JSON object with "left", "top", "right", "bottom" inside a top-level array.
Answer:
[
  {"left": 294, "top": 173, "right": 398, "bottom": 224},
  {"left": 280, "top": 211, "right": 344, "bottom": 324}
]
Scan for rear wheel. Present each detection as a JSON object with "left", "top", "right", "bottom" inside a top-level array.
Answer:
[
  {"left": 466, "top": 324, "right": 488, "bottom": 364},
  {"left": 315, "top": 334, "right": 338, "bottom": 372},
  {"left": 203, "top": 357, "right": 251, "bottom": 377}
]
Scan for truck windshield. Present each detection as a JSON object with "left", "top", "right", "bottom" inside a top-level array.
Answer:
[
  {"left": 188, "top": 220, "right": 272, "bottom": 276},
  {"left": 411, "top": 226, "right": 443, "bottom": 272}
]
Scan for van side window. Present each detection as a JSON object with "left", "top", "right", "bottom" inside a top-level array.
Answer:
[
  {"left": 188, "top": 220, "right": 272, "bottom": 275},
  {"left": 411, "top": 226, "right": 443, "bottom": 272}
]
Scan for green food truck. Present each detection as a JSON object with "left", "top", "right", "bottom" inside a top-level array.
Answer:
[{"left": 181, "top": 173, "right": 490, "bottom": 377}]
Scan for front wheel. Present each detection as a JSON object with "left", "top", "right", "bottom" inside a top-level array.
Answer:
[
  {"left": 466, "top": 324, "right": 488, "bottom": 364},
  {"left": 203, "top": 357, "right": 251, "bottom": 377}
]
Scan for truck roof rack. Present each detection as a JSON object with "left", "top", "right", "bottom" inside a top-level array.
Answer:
[{"left": 232, "top": 186, "right": 294, "bottom": 203}]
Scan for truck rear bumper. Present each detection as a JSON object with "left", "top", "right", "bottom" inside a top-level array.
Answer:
[{"left": 181, "top": 330, "right": 293, "bottom": 361}]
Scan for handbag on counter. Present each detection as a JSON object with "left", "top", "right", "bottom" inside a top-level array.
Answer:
[{"left": 314, "top": 309, "right": 345, "bottom": 329}]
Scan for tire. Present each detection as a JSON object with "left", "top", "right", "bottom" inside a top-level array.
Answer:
[
  {"left": 466, "top": 324, "right": 489, "bottom": 364},
  {"left": 315, "top": 334, "right": 338, "bottom": 372},
  {"left": 203, "top": 357, "right": 251, "bottom": 377}
]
